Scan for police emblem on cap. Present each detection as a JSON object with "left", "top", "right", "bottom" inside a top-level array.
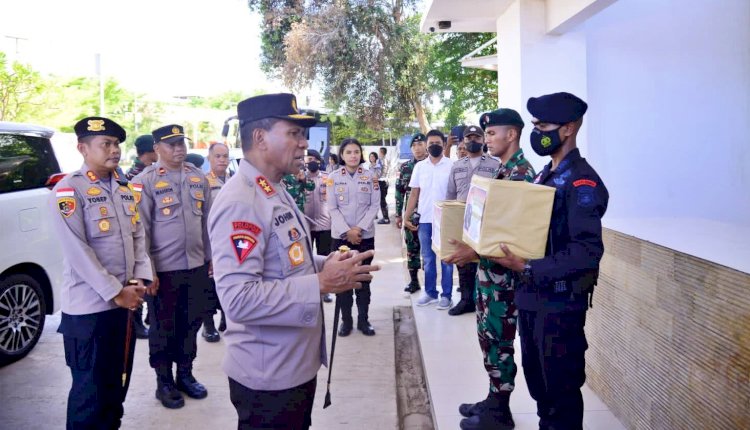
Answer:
[
  {"left": 87, "top": 120, "right": 106, "bottom": 132},
  {"left": 291, "top": 98, "right": 298, "bottom": 112},
  {"left": 172, "top": 126, "right": 179, "bottom": 134}
]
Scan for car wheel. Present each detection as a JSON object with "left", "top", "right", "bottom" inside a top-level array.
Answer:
[{"left": 0, "top": 274, "right": 47, "bottom": 364}]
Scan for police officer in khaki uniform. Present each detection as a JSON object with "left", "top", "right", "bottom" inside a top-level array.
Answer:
[
  {"left": 201, "top": 142, "right": 231, "bottom": 341},
  {"left": 303, "top": 149, "right": 334, "bottom": 303},
  {"left": 328, "top": 138, "right": 381, "bottom": 336},
  {"left": 50, "top": 116, "right": 154, "bottom": 429},
  {"left": 132, "top": 124, "right": 212, "bottom": 409},
  {"left": 208, "top": 93, "right": 378, "bottom": 430},
  {"left": 445, "top": 125, "right": 500, "bottom": 316}
]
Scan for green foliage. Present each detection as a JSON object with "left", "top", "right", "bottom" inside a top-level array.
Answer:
[
  {"left": 248, "top": 0, "right": 433, "bottom": 132},
  {"left": 0, "top": 52, "right": 47, "bottom": 122},
  {"left": 426, "top": 32, "right": 498, "bottom": 127}
]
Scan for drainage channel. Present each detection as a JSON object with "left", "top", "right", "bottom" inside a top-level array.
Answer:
[{"left": 394, "top": 306, "right": 435, "bottom": 430}]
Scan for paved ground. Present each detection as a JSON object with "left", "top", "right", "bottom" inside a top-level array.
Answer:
[
  {"left": 0, "top": 221, "right": 407, "bottom": 430},
  {"left": 0, "top": 196, "right": 628, "bottom": 430}
]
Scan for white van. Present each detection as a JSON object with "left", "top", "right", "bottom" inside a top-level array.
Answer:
[{"left": 0, "top": 122, "right": 65, "bottom": 364}]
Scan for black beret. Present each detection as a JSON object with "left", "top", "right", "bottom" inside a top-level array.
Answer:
[
  {"left": 185, "top": 153, "right": 204, "bottom": 168},
  {"left": 411, "top": 133, "right": 426, "bottom": 145},
  {"left": 479, "top": 108, "right": 525, "bottom": 130},
  {"left": 306, "top": 149, "right": 323, "bottom": 161},
  {"left": 74, "top": 117, "right": 126, "bottom": 142},
  {"left": 527, "top": 92, "right": 588, "bottom": 124},
  {"left": 463, "top": 125, "right": 484, "bottom": 138},
  {"left": 152, "top": 124, "right": 186, "bottom": 144},
  {"left": 450, "top": 125, "right": 466, "bottom": 139},
  {"left": 237, "top": 93, "right": 317, "bottom": 127},
  {"left": 134, "top": 135, "right": 155, "bottom": 155}
]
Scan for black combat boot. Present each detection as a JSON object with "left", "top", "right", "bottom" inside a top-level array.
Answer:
[
  {"left": 403, "top": 269, "right": 421, "bottom": 294},
  {"left": 338, "top": 307, "right": 353, "bottom": 337},
  {"left": 459, "top": 392, "right": 514, "bottom": 430},
  {"left": 356, "top": 307, "right": 375, "bottom": 336},
  {"left": 202, "top": 316, "right": 220, "bottom": 342},
  {"left": 218, "top": 311, "right": 227, "bottom": 332},
  {"left": 175, "top": 363, "right": 208, "bottom": 399},
  {"left": 133, "top": 305, "right": 149, "bottom": 339},
  {"left": 155, "top": 365, "right": 184, "bottom": 409},
  {"left": 448, "top": 299, "right": 476, "bottom": 316}
]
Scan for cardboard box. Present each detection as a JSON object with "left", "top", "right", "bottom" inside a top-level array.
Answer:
[
  {"left": 432, "top": 200, "right": 470, "bottom": 261},
  {"left": 462, "top": 176, "right": 555, "bottom": 259}
]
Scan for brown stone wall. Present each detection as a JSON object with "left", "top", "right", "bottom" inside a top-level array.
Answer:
[{"left": 585, "top": 228, "right": 750, "bottom": 429}]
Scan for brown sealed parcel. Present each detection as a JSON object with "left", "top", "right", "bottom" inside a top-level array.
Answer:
[
  {"left": 462, "top": 176, "right": 555, "bottom": 260},
  {"left": 432, "top": 200, "right": 473, "bottom": 261}
]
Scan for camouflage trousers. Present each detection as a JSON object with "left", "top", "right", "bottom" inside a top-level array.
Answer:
[
  {"left": 475, "top": 266, "right": 518, "bottom": 393},
  {"left": 404, "top": 227, "right": 421, "bottom": 270}
]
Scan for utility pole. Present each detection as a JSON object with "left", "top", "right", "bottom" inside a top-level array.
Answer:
[{"left": 95, "top": 53, "right": 104, "bottom": 116}]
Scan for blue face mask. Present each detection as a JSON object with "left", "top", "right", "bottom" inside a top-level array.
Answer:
[{"left": 530, "top": 127, "right": 563, "bottom": 156}]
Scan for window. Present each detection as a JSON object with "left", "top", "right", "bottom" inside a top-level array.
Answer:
[{"left": 0, "top": 134, "right": 60, "bottom": 194}]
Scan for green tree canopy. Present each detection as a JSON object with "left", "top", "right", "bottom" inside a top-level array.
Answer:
[
  {"left": 248, "top": 0, "right": 432, "bottom": 132},
  {"left": 426, "top": 32, "right": 498, "bottom": 127},
  {"left": 0, "top": 52, "right": 47, "bottom": 122}
]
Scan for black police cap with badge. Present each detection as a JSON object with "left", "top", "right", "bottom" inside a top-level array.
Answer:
[
  {"left": 237, "top": 93, "right": 317, "bottom": 128},
  {"left": 479, "top": 108, "right": 525, "bottom": 130},
  {"left": 152, "top": 124, "right": 186, "bottom": 145},
  {"left": 463, "top": 125, "right": 484, "bottom": 138},
  {"left": 74, "top": 117, "right": 126, "bottom": 142},
  {"left": 527, "top": 92, "right": 588, "bottom": 156}
]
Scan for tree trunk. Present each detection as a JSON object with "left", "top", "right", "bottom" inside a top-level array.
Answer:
[{"left": 412, "top": 98, "right": 430, "bottom": 133}]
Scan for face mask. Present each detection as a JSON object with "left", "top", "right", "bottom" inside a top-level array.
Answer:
[
  {"left": 466, "top": 140, "right": 483, "bottom": 153},
  {"left": 530, "top": 127, "right": 564, "bottom": 156},
  {"left": 428, "top": 144, "right": 443, "bottom": 157},
  {"left": 306, "top": 161, "right": 320, "bottom": 172}
]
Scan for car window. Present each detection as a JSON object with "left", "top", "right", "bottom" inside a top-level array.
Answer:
[{"left": 0, "top": 134, "right": 60, "bottom": 194}]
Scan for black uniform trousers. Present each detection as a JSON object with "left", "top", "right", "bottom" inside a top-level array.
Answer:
[
  {"left": 332, "top": 237, "right": 374, "bottom": 323},
  {"left": 311, "top": 230, "right": 332, "bottom": 257},
  {"left": 228, "top": 377, "right": 316, "bottom": 430},
  {"left": 378, "top": 180, "right": 389, "bottom": 219},
  {"left": 148, "top": 263, "right": 210, "bottom": 368},
  {"left": 59, "top": 308, "right": 135, "bottom": 430},
  {"left": 518, "top": 309, "right": 588, "bottom": 430},
  {"left": 457, "top": 262, "right": 478, "bottom": 304}
]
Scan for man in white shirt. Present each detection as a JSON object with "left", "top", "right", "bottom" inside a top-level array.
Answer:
[{"left": 404, "top": 129, "right": 455, "bottom": 310}]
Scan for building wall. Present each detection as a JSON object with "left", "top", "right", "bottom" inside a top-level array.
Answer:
[
  {"left": 584, "top": 0, "right": 750, "bottom": 273},
  {"left": 587, "top": 229, "right": 750, "bottom": 429},
  {"left": 491, "top": 0, "right": 750, "bottom": 427}
]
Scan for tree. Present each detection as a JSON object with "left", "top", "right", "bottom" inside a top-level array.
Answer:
[
  {"left": 425, "top": 32, "right": 498, "bottom": 127},
  {"left": 0, "top": 52, "right": 47, "bottom": 122},
  {"left": 248, "top": 0, "right": 433, "bottom": 132}
]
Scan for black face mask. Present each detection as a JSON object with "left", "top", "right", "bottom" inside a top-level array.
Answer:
[
  {"left": 466, "top": 140, "right": 483, "bottom": 153},
  {"left": 306, "top": 161, "right": 320, "bottom": 172},
  {"left": 428, "top": 144, "right": 443, "bottom": 157},
  {"left": 530, "top": 127, "right": 564, "bottom": 156}
]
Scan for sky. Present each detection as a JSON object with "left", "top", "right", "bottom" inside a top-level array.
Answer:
[{"left": 0, "top": 0, "right": 287, "bottom": 98}]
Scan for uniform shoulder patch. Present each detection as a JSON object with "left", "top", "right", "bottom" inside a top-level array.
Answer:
[
  {"left": 573, "top": 179, "right": 597, "bottom": 188},
  {"left": 232, "top": 221, "right": 262, "bottom": 235},
  {"left": 231, "top": 233, "right": 257, "bottom": 264},
  {"left": 57, "top": 190, "right": 76, "bottom": 218},
  {"left": 576, "top": 185, "right": 596, "bottom": 207}
]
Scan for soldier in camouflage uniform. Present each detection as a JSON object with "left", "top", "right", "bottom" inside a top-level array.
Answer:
[
  {"left": 395, "top": 133, "right": 428, "bottom": 294},
  {"left": 281, "top": 171, "right": 315, "bottom": 212},
  {"left": 445, "top": 109, "right": 536, "bottom": 430}
]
